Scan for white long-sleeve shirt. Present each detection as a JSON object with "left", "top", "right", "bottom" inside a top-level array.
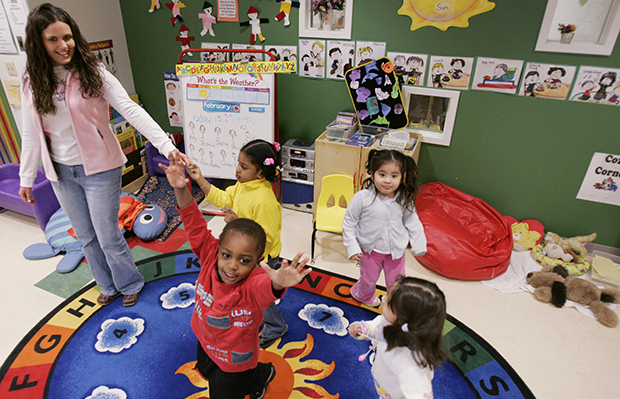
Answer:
[
  {"left": 20, "top": 66, "right": 176, "bottom": 187},
  {"left": 342, "top": 186, "right": 427, "bottom": 260},
  {"left": 361, "top": 315, "right": 434, "bottom": 399}
]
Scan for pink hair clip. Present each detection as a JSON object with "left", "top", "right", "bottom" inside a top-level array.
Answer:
[
  {"left": 273, "top": 142, "right": 281, "bottom": 152},
  {"left": 263, "top": 157, "right": 275, "bottom": 166}
]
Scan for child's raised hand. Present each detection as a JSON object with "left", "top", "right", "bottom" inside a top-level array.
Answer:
[
  {"left": 186, "top": 163, "right": 202, "bottom": 181},
  {"left": 262, "top": 250, "right": 312, "bottom": 291},
  {"left": 221, "top": 206, "right": 238, "bottom": 223},
  {"left": 160, "top": 152, "right": 189, "bottom": 189}
]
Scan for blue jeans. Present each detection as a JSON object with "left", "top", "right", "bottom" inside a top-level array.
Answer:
[
  {"left": 51, "top": 163, "right": 144, "bottom": 296},
  {"left": 261, "top": 256, "right": 288, "bottom": 341}
]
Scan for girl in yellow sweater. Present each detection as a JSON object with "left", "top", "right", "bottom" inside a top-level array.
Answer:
[{"left": 187, "top": 139, "right": 286, "bottom": 348}]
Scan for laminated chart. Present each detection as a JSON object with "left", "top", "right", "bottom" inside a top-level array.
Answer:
[{"left": 180, "top": 72, "right": 275, "bottom": 179}]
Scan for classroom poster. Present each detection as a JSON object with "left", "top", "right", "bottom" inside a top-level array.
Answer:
[
  {"left": 299, "top": 39, "right": 325, "bottom": 78},
  {"left": 518, "top": 62, "right": 576, "bottom": 100},
  {"left": 201, "top": 42, "right": 230, "bottom": 63},
  {"left": 164, "top": 71, "right": 183, "bottom": 127},
  {"left": 231, "top": 43, "right": 263, "bottom": 62},
  {"left": 326, "top": 40, "right": 355, "bottom": 79},
  {"left": 0, "top": 1, "right": 17, "bottom": 54},
  {"left": 268, "top": 45, "right": 297, "bottom": 62},
  {"left": 217, "top": 0, "right": 238, "bottom": 21},
  {"left": 387, "top": 52, "right": 428, "bottom": 86},
  {"left": 426, "top": 55, "right": 474, "bottom": 90},
  {"left": 471, "top": 57, "right": 523, "bottom": 94},
  {"left": 89, "top": 40, "right": 116, "bottom": 75},
  {"left": 577, "top": 152, "right": 620, "bottom": 206},
  {"left": 355, "top": 41, "right": 386, "bottom": 67},
  {"left": 180, "top": 72, "right": 275, "bottom": 179},
  {"left": 569, "top": 66, "right": 620, "bottom": 105}
]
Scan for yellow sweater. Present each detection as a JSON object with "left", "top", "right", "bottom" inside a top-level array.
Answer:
[{"left": 206, "top": 178, "right": 282, "bottom": 259}]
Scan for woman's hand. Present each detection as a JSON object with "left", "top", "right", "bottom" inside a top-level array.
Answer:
[
  {"left": 18, "top": 187, "right": 35, "bottom": 204},
  {"left": 169, "top": 149, "right": 190, "bottom": 167},
  {"left": 262, "top": 250, "right": 312, "bottom": 291}
]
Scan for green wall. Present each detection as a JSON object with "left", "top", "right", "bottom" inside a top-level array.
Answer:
[{"left": 119, "top": 0, "right": 620, "bottom": 247}]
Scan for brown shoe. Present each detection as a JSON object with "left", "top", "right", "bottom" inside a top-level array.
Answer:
[
  {"left": 123, "top": 292, "right": 140, "bottom": 307},
  {"left": 97, "top": 293, "right": 115, "bottom": 306}
]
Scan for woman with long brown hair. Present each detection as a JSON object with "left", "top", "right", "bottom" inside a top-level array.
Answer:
[{"left": 18, "top": 3, "right": 189, "bottom": 306}]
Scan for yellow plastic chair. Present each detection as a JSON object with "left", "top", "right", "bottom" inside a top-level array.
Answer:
[{"left": 311, "top": 174, "right": 355, "bottom": 263}]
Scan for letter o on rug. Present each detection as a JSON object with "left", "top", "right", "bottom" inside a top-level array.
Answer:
[{"left": 414, "top": 182, "right": 512, "bottom": 280}]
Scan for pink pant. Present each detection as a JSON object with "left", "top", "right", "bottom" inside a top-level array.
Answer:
[{"left": 351, "top": 250, "right": 405, "bottom": 304}]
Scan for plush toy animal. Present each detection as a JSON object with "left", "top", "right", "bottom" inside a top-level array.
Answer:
[
  {"left": 542, "top": 241, "right": 574, "bottom": 263},
  {"left": 544, "top": 231, "right": 597, "bottom": 258},
  {"left": 505, "top": 216, "right": 545, "bottom": 251},
  {"left": 23, "top": 207, "right": 85, "bottom": 273},
  {"left": 23, "top": 196, "right": 167, "bottom": 273},
  {"left": 526, "top": 266, "right": 620, "bottom": 327}
]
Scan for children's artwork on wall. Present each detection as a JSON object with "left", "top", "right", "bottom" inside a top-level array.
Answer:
[
  {"left": 231, "top": 43, "right": 264, "bottom": 61},
  {"left": 217, "top": 0, "right": 238, "bottom": 21},
  {"left": 387, "top": 52, "right": 428, "bottom": 87},
  {"left": 398, "top": 0, "right": 496, "bottom": 31},
  {"left": 472, "top": 57, "right": 523, "bottom": 94},
  {"left": 200, "top": 42, "right": 230, "bottom": 63},
  {"left": 198, "top": 2, "right": 217, "bottom": 37},
  {"left": 299, "top": 39, "right": 326, "bottom": 78},
  {"left": 344, "top": 57, "right": 408, "bottom": 129},
  {"left": 518, "top": 62, "right": 576, "bottom": 100},
  {"left": 355, "top": 41, "right": 386, "bottom": 67},
  {"left": 239, "top": 6, "right": 269, "bottom": 45},
  {"left": 89, "top": 40, "right": 116, "bottom": 76},
  {"left": 269, "top": 45, "right": 298, "bottom": 63},
  {"left": 164, "top": 71, "right": 183, "bottom": 127},
  {"left": 166, "top": 1, "right": 186, "bottom": 26},
  {"left": 176, "top": 25, "right": 194, "bottom": 56},
  {"left": 149, "top": 0, "right": 161, "bottom": 13},
  {"left": 426, "top": 55, "right": 474, "bottom": 90},
  {"left": 569, "top": 66, "right": 620, "bottom": 105},
  {"left": 577, "top": 152, "right": 620, "bottom": 206},
  {"left": 327, "top": 40, "right": 355, "bottom": 79},
  {"left": 274, "top": 0, "right": 300, "bottom": 27}
]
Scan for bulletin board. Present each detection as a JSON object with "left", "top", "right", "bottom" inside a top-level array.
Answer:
[
  {"left": 178, "top": 66, "right": 276, "bottom": 180},
  {"left": 344, "top": 57, "right": 408, "bottom": 129}
]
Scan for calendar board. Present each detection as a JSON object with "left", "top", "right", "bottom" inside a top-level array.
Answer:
[{"left": 179, "top": 72, "right": 275, "bottom": 179}]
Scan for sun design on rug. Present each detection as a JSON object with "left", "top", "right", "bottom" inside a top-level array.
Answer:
[{"left": 175, "top": 334, "right": 339, "bottom": 398}]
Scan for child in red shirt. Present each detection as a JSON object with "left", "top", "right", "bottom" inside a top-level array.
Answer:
[{"left": 162, "top": 152, "right": 312, "bottom": 399}]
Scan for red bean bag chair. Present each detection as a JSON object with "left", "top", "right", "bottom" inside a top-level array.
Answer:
[{"left": 414, "top": 182, "right": 513, "bottom": 280}]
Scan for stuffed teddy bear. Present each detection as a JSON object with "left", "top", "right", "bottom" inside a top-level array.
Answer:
[
  {"left": 505, "top": 216, "right": 544, "bottom": 251},
  {"left": 544, "top": 231, "right": 597, "bottom": 258},
  {"left": 526, "top": 266, "right": 620, "bottom": 327}
]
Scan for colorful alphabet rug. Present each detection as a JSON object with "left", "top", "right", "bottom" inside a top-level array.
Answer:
[{"left": 0, "top": 250, "right": 534, "bottom": 398}]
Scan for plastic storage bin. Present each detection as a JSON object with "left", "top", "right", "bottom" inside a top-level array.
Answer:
[
  {"left": 325, "top": 120, "right": 357, "bottom": 141},
  {"left": 589, "top": 250, "right": 620, "bottom": 288}
]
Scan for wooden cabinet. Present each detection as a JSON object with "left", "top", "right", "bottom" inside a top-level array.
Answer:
[{"left": 313, "top": 131, "right": 421, "bottom": 205}]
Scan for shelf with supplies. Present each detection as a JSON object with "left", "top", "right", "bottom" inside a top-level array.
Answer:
[{"left": 313, "top": 129, "right": 422, "bottom": 207}]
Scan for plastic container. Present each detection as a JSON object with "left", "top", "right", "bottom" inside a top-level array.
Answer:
[
  {"left": 326, "top": 120, "right": 358, "bottom": 141},
  {"left": 589, "top": 250, "right": 620, "bottom": 288}
]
